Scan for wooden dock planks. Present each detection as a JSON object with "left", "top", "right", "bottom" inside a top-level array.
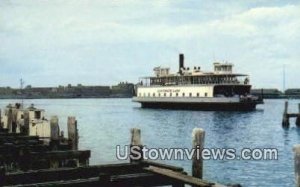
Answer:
[
  {"left": 0, "top": 122, "right": 230, "bottom": 187},
  {"left": 1, "top": 162, "right": 225, "bottom": 187}
]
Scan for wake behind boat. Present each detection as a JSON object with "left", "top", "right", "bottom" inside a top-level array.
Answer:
[{"left": 133, "top": 54, "right": 263, "bottom": 111}]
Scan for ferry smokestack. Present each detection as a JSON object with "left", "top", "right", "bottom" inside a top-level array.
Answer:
[{"left": 179, "top": 53, "right": 184, "bottom": 74}]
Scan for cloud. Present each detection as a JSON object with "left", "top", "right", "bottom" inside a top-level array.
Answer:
[{"left": 0, "top": 0, "right": 299, "bottom": 89}]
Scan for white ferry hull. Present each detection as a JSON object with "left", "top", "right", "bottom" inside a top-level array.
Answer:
[{"left": 132, "top": 97, "right": 261, "bottom": 111}]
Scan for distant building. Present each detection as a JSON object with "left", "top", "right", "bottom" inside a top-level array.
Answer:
[
  {"left": 0, "top": 82, "right": 134, "bottom": 99},
  {"left": 285, "top": 89, "right": 300, "bottom": 97},
  {"left": 73, "top": 85, "right": 111, "bottom": 98},
  {"left": 251, "top": 88, "right": 283, "bottom": 98},
  {"left": 111, "top": 82, "right": 134, "bottom": 97}
]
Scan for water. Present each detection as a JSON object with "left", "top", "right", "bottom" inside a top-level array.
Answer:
[{"left": 0, "top": 99, "right": 299, "bottom": 186}]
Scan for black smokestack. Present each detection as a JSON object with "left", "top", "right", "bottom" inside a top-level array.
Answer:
[{"left": 179, "top": 53, "right": 184, "bottom": 74}]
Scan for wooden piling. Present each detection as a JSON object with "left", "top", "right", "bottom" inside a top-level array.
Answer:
[
  {"left": 130, "top": 128, "right": 143, "bottom": 162},
  {"left": 49, "top": 159, "right": 59, "bottom": 169},
  {"left": 23, "top": 110, "right": 30, "bottom": 135},
  {"left": 7, "top": 107, "right": 13, "bottom": 133},
  {"left": 60, "top": 130, "right": 64, "bottom": 139},
  {"left": 0, "top": 109, "right": 2, "bottom": 129},
  {"left": 296, "top": 104, "right": 300, "bottom": 127},
  {"left": 68, "top": 116, "right": 78, "bottom": 150},
  {"left": 282, "top": 101, "right": 289, "bottom": 127},
  {"left": 192, "top": 128, "right": 205, "bottom": 179},
  {"left": 294, "top": 145, "right": 300, "bottom": 187},
  {"left": 0, "top": 167, "right": 5, "bottom": 186},
  {"left": 12, "top": 108, "right": 18, "bottom": 133},
  {"left": 50, "top": 116, "right": 60, "bottom": 155},
  {"left": 50, "top": 116, "right": 60, "bottom": 141},
  {"left": 98, "top": 173, "right": 111, "bottom": 186}
]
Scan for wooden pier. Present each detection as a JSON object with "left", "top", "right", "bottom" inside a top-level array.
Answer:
[
  {"left": 0, "top": 104, "right": 236, "bottom": 186},
  {"left": 0, "top": 127, "right": 229, "bottom": 187},
  {"left": 0, "top": 103, "right": 90, "bottom": 172},
  {"left": 282, "top": 101, "right": 300, "bottom": 128},
  {"left": 0, "top": 120, "right": 90, "bottom": 172},
  {"left": 0, "top": 161, "right": 226, "bottom": 187}
]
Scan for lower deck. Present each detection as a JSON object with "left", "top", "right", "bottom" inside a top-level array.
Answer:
[
  {"left": 140, "top": 101, "right": 257, "bottom": 111},
  {"left": 132, "top": 96, "right": 261, "bottom": 111}
]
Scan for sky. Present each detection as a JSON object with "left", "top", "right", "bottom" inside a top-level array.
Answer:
[{"left": 0, "top": 0, "right": 299, "bottom": 90}]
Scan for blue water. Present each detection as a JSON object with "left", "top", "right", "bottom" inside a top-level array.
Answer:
[{"left": 0, "top": 99, "right": 299, "bottom": 186}]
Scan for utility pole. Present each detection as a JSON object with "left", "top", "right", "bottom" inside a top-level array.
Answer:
[
  {"left": 283, "top": 64, "right": 286, "bottom": 93},
  {"left": 20, "top": 78, "right": 25, "bottom": 108}
]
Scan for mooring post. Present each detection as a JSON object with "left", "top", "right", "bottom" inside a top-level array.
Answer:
[
  {"left": 49, "top": 116, "right": 60, "bottom": 168},
  {"left": 130, "top": 128, "right": 143, "bottom": 163},
  {"left": 23, "top": 110, "right": 30, "bottom": 135},
  {"left": 50, "top": 116, "right": 60, "bottom": 152},
  {"left": 68, "top": 116, "right": 78, "bottom": 150},
  {"left": 294, "top": 145, "right": 300, "bottom": 187},
  {"left": 12, "top": 108, "right": 18, "bottom": 133},
  {"left": 60, "top": 130, "right": 64, "bottom": 139},
  {"left": 0, "top": 167, "right": 5, "bottom": 186},
  {"left": 282, "top": 101, "right": 289, "bottom": 128},
  {"left": 192, "top": 128, "right": 205, "bottom": 179},
  {"left": 296, "top": 104, "right": 300, "bottom": 127},
  {"left": 50, "top": 116, "right": 60, "bottom": 141},
  {"left": 0, "top": 109, "right": 2, "bottom": 129},
  {"left": 7, "top": 106, "right": 13, "bottom": 133}
]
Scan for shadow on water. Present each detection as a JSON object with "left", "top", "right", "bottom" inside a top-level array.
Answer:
[
  {"left": 282, "top": 127, "right": 291, "bottom": 146},
  {"left": 210, "top": 110, "right": 263, "bottom": 131},
  {"left": 286, "top": 126, "right": 300, "bottom": 144}
]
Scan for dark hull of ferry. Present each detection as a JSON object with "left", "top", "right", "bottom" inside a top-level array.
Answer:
[{"left": 140, "top": 102, "right": 257, "bottom": 111}]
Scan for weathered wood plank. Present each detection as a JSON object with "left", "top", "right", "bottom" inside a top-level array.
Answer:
[
  {"left": 5, "top": 172, "right": 186, "bottom": 187},
  {"left": 297, "top": 104, "right": 300, "bottom": 127},
  {"left": 30, "top": 150, "right": 90, "bottom": 160},
  {"left": 22, "top": 110, "right": 30, "bottom": 135},
  {"left": 0, "top": 109, "right": 2, "bottom": 129},
  {"left": 7, "top": 107, "right": 13, "bottom": 133},
  {"left": 3, "top": 161, "right": 227, "bottom": 187},
  {"left": 130, "top": 128, "right": 143, "bottom": 162},
  {"left": 110, "top": 172, "right": 181, "bottom": 187},
  {"left": 0, "top": 128, "right": 8, "bottom": 133},
  {"left": 67, "top": 116, "right": 78, "bottom": 150},
  {"left": 0, "top": 144, "right": 48, "bottom": 153},
  {"left": 0, "top": 134, "right": 39, "bottom": 139},
  {"left": 14, "top": 174, "right": 174, "bottom": 187},
  {"left": 144, "top": 166, "right": 215, "bottom": 187},
  {"left": 4, "top": 163, "right": 143, "bottom": 185},
  {"left": 287, "top": 113, "right": 300, "bottom": 118},
  {"left": 294, "top": 144, "right": 300, "bottom": 187},
  {"left": 282, "top": 101, "right": 289, "bottom": 127},
  {"left": 50, "top": 116, "right": 60, "bottom": 141},
  {"left": 192, "top": 128, "right": 205, "bottom": 179},
  {"left": 141, "top": 160, "right": 184, "bottom": 172}
]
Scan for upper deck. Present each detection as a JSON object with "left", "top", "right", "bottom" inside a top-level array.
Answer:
[{"left": 138, "top": 54, "right": 249, "bottom": 87}]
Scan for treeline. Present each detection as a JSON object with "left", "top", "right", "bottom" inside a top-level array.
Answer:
[
  {"left": 251, "top": 88, "right": 300, "bottom": 99},
  {"left": 0, "top": 82, "right": 134, "bottom": 99}
]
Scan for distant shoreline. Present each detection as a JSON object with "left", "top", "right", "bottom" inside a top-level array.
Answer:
[
  {"left": 0, "top": 96, "right": 133, "bottom": 99},
  {"left": 0, "top": 82, "right": 135, "bottom": 100},
  {"left": 0, "top": 96, "right": 299, "bottom": 100},
  {"left": 251, "top": 88, "right": 300, "bottom": 99}
]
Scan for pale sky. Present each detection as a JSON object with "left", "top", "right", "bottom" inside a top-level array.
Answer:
[{"left": 0, "top": 0, "right": 299, "bottom": 90}]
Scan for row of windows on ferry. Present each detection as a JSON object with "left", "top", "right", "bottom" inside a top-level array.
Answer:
[
  {"left": 138, "top": 92, "right": 208, "bottom": 97},
  {"left": 148, "top": 76, "right": 245, "bottom": 86}
]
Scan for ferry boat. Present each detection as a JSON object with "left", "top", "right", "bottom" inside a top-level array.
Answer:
[{"left": 132, "top": 54, "right": 263, "bottom": 111}]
